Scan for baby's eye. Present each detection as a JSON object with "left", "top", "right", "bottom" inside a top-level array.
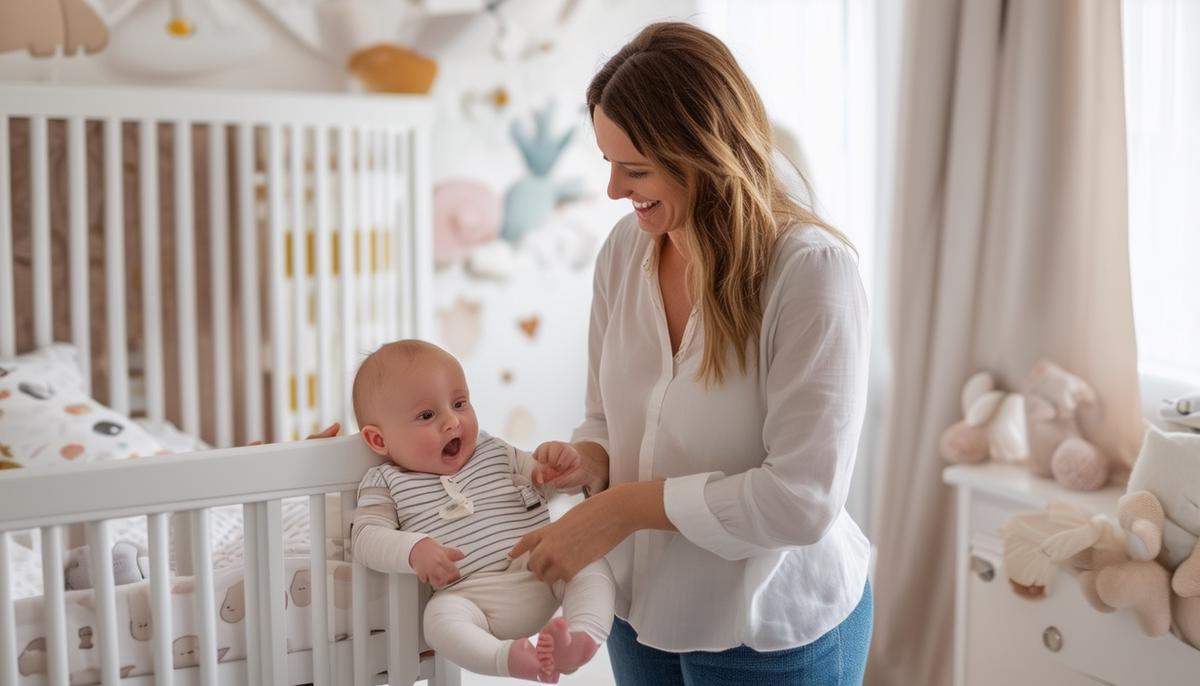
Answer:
[
  {"left": 454, "top": 400, "right": 469, "bottom": 410},
  {"left": 416, "top": 410, "right": 434, "bottom": 421}
]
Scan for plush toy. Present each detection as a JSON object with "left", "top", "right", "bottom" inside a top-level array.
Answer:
[
  {"left": 433, "top": 179, "right": 502, "bottom": 266},
  {"left": 501, "top": 105, "right": 585, "bottom": 243},
  {"left": 1021, "top": 359, "right": 1110, "bottom": 491},
  {"left": 1081, "top": 428, "right": 1200, "bottom": 649},
  {"left": 1001, "top": 499, "right": 1127, "bottom": 598},
  {"left": 939, "top": 371, "right": 1027, "bottom": 464},
  {"left": 64, "top": 542, "right": 149, "bottom": 591},
  {"left": 347, "top": 43, "right": 438, "bottom": 94}
]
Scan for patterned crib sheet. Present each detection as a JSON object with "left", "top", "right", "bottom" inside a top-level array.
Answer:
[{"left": 13, "top": 557, "right": 387, "bottom": 685}]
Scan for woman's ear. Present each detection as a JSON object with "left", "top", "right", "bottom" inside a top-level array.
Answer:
[{"left": 359, "top": 425, "right": 389, "bottom": 456}]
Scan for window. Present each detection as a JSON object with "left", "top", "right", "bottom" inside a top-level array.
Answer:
[{"left": 1123, "top": 0, "right": 1200, "bottom": 383}]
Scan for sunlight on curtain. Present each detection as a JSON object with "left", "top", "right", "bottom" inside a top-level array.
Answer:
[
  {"left": 696, "top": 0, "right": 889, "bottom": 535},
  {"left": 1123, "top": 0, "right": 1200, "bottom": 384}
]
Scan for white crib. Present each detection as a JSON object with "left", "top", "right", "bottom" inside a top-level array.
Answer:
[{"left": 0, "top": 83, "right": 458, "bottom": 686}]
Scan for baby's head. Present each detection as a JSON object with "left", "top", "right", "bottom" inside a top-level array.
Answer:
[{"left": 352, "top": 340, "right": 478, "bottom": 474}]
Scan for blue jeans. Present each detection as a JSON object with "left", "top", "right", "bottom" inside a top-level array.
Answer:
[{"left": 607, "top": 581, "right": 872, "bottom": 686}]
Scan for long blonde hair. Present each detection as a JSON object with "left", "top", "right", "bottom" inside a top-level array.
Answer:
[{"left": 587, "top": 22, "right": 850, "bottom": 385}]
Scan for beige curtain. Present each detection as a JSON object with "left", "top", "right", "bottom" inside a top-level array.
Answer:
[{"left": 866, "top": 1, "right": 1144, "bottom": 685}]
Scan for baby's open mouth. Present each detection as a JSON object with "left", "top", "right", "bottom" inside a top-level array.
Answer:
[{"left": 442, "top": 438, "right": 462, "bottom": 459}]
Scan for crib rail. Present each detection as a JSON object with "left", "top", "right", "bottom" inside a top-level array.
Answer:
[
  {"left": 0, "top": 83, "right": 434, "bottom": 447},
  {"left": 0, "top": 437, "right": 441, "bottom": 686}
]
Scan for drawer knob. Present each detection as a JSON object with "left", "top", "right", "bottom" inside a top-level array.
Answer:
[
  {"left": 969, "top": 555, "right": 995, "bottom": 582},
  {"left": 1042, "top": 626, "right": 1063, "bottom": 653}
]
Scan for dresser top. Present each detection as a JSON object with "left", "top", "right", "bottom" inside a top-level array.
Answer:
[{"left": 944, "top": 462, "right": 1124, "bottom": 515}]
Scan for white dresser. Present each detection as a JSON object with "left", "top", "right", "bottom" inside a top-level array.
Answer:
[{"left": 944, "top": 462, "right": 1200, "bottom": 685}]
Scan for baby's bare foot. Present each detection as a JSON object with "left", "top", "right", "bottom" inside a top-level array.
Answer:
[
  {"left": 508, "top": 638, "right": 558, "bottom": 683},
  {"left": 536, "top": 617, "right": 600, "bottom": 676}
]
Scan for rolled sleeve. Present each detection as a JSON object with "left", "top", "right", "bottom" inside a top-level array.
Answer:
[{"left": 664, "top": 472, "right": 774, "bottom": 560}]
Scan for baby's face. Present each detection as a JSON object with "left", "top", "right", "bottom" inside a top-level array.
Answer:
[{"left": 371, "top": 354, "right": 478, "bottom": 475}]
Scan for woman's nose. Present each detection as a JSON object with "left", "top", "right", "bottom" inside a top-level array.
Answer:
[{"left": 607, "top": 166, "right": 628, "bottom": 200}]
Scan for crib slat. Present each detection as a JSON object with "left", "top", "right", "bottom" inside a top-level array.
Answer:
[
  {"left": 267, "top": 124, "right": 289, "bottom": 443},
  {"left": 261, "top": 500, "right": 287, "bottom": 686},
  {"left": 68, "top": 116, "right": 91, "bottom": 392},
  {"left": 40, "top": 525, "right": 68, "bottom": 685},
  {"left": 409, "top": 128, "right": 434, "bottom": 338},
  {"left": 175, "top": 120, "right": 201, "bottom": 436},
  {"left": 290, "top": 125, "right": 310, "bottom": 441},
  {"left": 393, "top": 132, "right": 412, "bottom": 339},
  {"left": 339, "top": 489, "right": 356, "bottom": 564},
  {"left": 372, "top": 129, "right": 386, "bottom": 345},
  {"left": 386, "top": 573, "right": 419, "bottom": 686},
  {"left": 104, "top": 117, "right": 130, "bottom": 414},
  {"left": 383, "top": 130, "right": 399, "bottom": 341},
  {"left": 147, "top": 513, "right": 174, "bottom": 686},
  {"left": 0, "top": 532, "right": 17, "bottom": 686},
  {"left": 352, "top": 561, "right": 370, "bottom": 686},
  {"left": 237, "top": 124, "right": 264, "bottom": 443},
  {"left": 191, "top": 509, "right": 218, "bottom": 686},
  {"left": 31, "top": 115, "right": 52, "bottom": 348},
  {"left": 209, "top": 122, "right": 234, "bottom": 448},
  {"left": 356, "top": 129, "right": 372, "bottom": 352},
  {"left": 313, "top": 127, "right": 335, "bottom": 427},
  {"left": 0, "top": 116, "right": 13, "bottom": 358},
  {"left": 242, "top": 504, "right": 262, "bottom": 685},
  {"left": 87, "top": 521, "right": 121, "bottom": 685},
  {"left": 337, "top": 126, "right": 357, "bottom": 430},
  {"left": 309, "top": 494, "right": 331, "bottom": 686},
  {"left": 140, "top": 119, "right": 166, "bottom": 425}
]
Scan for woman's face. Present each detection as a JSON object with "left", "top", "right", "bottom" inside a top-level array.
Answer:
[{"left": 593, "top": 106, "right": 689, "bottom": 236}]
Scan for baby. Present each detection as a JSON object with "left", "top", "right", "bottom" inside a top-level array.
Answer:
[{"left": 350, "top": 340, "right": 614, "bottom": 683}]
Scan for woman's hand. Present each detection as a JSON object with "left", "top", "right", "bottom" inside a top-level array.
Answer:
[
  {"left": 245, "top": 422, "right": 340, "bottom": 446},
  {"left": 509, "top": 481, "right": 671, "bottom": 585},
  {"left": 307, "top": 423, "right": 341, "bottom": 440}
]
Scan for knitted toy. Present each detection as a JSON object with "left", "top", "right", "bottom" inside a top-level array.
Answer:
[
  {"left": 1021, "top": 359, "right": 1110, "bottom": 491},
  {"left": 1081, "top": 428, "right": 1200, "bottom": 649},
  {"left": 940, "top": 371, "right": 1027, "bottom": 464}
]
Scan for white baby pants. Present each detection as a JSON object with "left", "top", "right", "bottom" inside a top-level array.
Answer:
[{"left": 422, "top": 554, "right": 615, "bottom": 677}]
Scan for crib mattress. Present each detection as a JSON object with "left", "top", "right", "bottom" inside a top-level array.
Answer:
[
  {"left": 12, "top": 556, "right": 388, "bottom": 685},
  {"left": 9, "top": 499, "right": 374, "bottom": 685}
]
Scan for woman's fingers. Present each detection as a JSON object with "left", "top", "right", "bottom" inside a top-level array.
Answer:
[
  {"left": 307, "top": 422, "right": 340, "bottom": 440},
  {"left": 510, "top": 531, "right": 538, "bottom": 559}
]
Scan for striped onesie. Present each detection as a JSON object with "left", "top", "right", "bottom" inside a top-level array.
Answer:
[{"left": 351, "top": 432, "right": 614, "bottom": 678}]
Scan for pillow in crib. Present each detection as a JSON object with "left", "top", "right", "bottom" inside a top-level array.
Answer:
[{"left": 0, "top": 344, "right": 169, "bottom": 467}]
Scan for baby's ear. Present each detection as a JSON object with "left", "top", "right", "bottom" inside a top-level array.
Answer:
[{"left": 359, "top": 426, "right": 389, "bottom": 457}]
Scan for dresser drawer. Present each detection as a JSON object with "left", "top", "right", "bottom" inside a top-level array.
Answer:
[
  {"left": 964, "top": 542, "right": 1097, "bottom": 685},
  {"left": 967, "top": 535, "right": 1200, "bottom": 685}
]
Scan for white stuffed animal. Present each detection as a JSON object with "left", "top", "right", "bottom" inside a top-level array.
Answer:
[{"left": 940, "top": 371, "right": 1028, "bottom": 464}]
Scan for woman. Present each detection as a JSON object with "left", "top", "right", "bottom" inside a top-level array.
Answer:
[{"left": 508, "top": 22, "right": 873, "bottom": 685}]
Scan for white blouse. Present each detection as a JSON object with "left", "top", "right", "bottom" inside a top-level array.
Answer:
[{"left": 571, "top": 214, "right": 871, "bottom": 652}]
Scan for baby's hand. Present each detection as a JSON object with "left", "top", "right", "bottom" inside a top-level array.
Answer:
[
  {"left": 409, "top": 538, "right": 465, "bottom": 589},
  {"left": 532, "top": 441, "right": 581, "bottom": 488}
]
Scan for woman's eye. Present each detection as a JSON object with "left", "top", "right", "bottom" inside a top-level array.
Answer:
[{"left": 627, "top": 170, "right": 648, "bottom": 179}]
